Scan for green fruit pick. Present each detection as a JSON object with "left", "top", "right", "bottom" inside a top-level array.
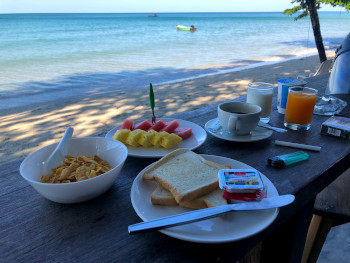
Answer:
[{"left": 149, "top": 83, "right": 156, "bottom": 124}]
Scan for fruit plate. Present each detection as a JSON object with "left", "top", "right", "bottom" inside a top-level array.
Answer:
[
  {"left": 130, "top": 154, "right": 279, "bottom": 243},
  {"left": 105, "top": 118, "right": 207, "bottom": 158}
]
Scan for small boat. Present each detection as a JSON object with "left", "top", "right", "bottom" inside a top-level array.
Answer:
[
  {"left": 176, "top": 25, "right": 196, "bottom": 32},
  {"left": 148, "top": 14, "right": 158, "bottom": 17}
]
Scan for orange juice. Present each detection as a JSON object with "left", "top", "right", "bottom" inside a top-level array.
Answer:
[{"left": 285, "top": 91, "right": 317, "bottom": 124}]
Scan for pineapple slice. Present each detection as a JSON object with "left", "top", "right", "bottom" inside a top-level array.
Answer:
[
  {"left": 149, "top": 130, "right": 169, "bottom": 147},
  {"left": 147, "top": 129, "right": 157, "bottom": 144},
  {"left": 125, "top": 129, "right": 144, "bottom": 147},
  {"left": 112, "top": 129, "right": 130, "bottom": 144},
  {"left": 116, "top": 128, "right": 183, "bottom": 149},
  {"left": 138, "top": 130, "right": 153, "bottom": 147},
  {"left": 160, "top": 133, "right": 182, "bottom": 149}
]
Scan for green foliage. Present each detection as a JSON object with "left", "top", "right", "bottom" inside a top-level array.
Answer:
[
  {"left": 320, "top": 0, "right": 350, "bottom": 9},
  {"left": 284, "top": 0, "right": 350, "bottom": 20}
]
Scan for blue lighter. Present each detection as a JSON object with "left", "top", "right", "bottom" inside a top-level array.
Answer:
[{"left": 268, "top": 151, "right": 309, "bottom": 168}]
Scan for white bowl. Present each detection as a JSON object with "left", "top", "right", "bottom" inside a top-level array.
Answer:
[{"left": 20, "top": 137, "right": 128, "bottom": 204}]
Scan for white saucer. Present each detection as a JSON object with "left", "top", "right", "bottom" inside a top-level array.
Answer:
[{"left": 204, "top": 118, "right": 273, "bottom": 142}]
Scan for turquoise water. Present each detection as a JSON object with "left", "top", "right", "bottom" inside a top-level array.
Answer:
[{"left": 0, "top": 12, "right": 349, "bottom": 108}]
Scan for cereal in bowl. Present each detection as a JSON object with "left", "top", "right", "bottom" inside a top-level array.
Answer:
[{"left": 40, "top": 155, "right": 112, "bottom": 183}]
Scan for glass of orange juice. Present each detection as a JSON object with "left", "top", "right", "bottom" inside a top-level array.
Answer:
[{"left": 284, "top": 87, "right": 318, "bottom": 130}]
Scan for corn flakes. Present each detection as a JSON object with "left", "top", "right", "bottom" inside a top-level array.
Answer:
[{"left": 40, "top": 155, "right": 112, "bottom": 184}]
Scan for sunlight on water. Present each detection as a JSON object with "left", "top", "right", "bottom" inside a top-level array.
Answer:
[{"left": 0, "top": 12, "right": 349, "bottom": 97}]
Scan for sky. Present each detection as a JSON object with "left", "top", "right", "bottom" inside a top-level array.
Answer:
[{"left": 0, "top": 0, "right": 339, "bottom": 13}]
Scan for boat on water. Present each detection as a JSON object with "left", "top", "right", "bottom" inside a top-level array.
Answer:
[
  {"left": 176, "top": 25, "right": 196, "bottom": 32},
  {"left": 148, "top": 14, "right": 158, "bottom": 17}
]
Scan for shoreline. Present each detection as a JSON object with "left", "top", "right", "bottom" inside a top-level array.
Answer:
[
  {"left": 156, "top": 49, "right": 325, "bottom": 86},
  {"left": 0, "top": 50, "right": 331, "bottom": 113},
  {"left": 0, "top": 52, "right": 334, "bottom": 164}
]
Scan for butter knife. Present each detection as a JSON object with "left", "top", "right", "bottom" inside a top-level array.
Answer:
[{"left": 128, "top": 194, "right": 295, "bottom": 235}]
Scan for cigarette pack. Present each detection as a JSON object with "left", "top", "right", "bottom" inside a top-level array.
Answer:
[{"left": 321, "top": 115, "right": 350, "bottom": 140}]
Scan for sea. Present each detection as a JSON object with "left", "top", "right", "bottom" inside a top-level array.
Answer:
[{"left": 1, "top": 12, "right": 350, "bottom": 110}]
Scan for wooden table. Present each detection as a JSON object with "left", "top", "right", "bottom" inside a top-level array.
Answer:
[{"left": 1, "top": 74, "right": 349, "bottom": 262}]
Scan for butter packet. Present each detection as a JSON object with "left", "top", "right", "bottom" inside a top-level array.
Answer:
[{"left": 218, "top": 169, "right": 264, "bottom": 193}]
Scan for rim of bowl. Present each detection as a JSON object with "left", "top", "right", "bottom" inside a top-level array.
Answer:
[{"left": 19, "top": 137, "right": 128, "bottom": 186}]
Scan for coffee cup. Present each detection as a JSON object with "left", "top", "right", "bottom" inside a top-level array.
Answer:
[{"left": 218, "top": 102, "right": 262, "bottom": 135}]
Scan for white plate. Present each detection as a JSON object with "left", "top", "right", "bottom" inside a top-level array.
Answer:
[
  {"left": 130, "top": 154, "right": 279, "bottom": 243},
  {"left": 205, "top": 118, "right": 273, "bottom": 142},
  {"left": 105, "top": 118, "right": 207, "bottom": 158}
]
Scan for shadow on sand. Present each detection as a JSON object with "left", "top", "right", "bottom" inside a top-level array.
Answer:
[{"left": 0, "top": 53, "right": 323, "bottom": 164}]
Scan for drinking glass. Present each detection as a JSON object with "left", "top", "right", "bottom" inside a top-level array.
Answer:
[
  {"left": 284, "top": 87, "right": 318, "bottom": 130},
  {"left": 246, "top": 82, "right": 274, "bottom": 123}
]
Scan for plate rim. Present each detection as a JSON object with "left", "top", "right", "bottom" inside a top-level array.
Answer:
[
  {"left": 105, "top": 118, "right": 207, "bottom": 158},
  {"left": 130, "top": 154, "right": 279, "bottom": 243},
  {"left": 204, "top": 118, "right": 273, "bottom": 142}
]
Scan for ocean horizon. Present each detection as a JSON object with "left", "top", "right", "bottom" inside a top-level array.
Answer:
[{"left": 1, "top": 12, "right": 349, "bottom": 110}]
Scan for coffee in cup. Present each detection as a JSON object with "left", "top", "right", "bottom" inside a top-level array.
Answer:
[{"left": 218, "top": 102, "right": 262, "bottom": 135}]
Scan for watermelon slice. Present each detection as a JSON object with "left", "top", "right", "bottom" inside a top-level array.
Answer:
[
  {"left": 173, "top": 127, "right": 193, "bottom": 140},
  {"left": 148, "top": 120, "right": 166, "bottom": 132},
  {"left": 134, "top": 120, "right": 152, "bottom": 131},
  {"left": 120, "top": 120, "right": 134, "bottom": 130},
  {"left": 159, "top": 120, "right": 180, "bottom": 133}
]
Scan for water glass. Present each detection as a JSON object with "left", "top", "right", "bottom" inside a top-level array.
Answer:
[
  {"left": 246, "top": 82, "right": 274, "bottom": 123},
  {"left": 284, "top": 87, "right": 318, "bottom": 130}
]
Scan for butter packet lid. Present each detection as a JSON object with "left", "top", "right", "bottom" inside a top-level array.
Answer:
[{"left": 218, "top": 169, "right": 264, "bottom": 193}]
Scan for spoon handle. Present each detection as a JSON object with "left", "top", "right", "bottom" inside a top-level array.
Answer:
[
  {"left": 258, "top": 124, "right": 287, "bottom": 133},
  {"left": 44, "top": 127, "right": 74, "bottom": 174},
  {"left": 57, "top": 127, "right": 74, "bottom": 155}
]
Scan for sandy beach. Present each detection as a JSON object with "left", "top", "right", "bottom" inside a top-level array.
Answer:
[{"left": 0, "top": 53, "right": 334, "bottom": 164}]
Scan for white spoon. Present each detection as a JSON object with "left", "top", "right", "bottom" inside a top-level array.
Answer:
[
  {"left": 43, "top": 127, "right": 74, "bottom": 174},
  {"left": 258, "top": 122, "right": 287, "bottom": 133}
]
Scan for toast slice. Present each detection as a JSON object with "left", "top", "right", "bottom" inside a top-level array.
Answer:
[
  {"left": 200, "top": 189, "right": 228, "bottom": 208},
  {"left": 150, "top": 184, "right": 179, "bottom": 206},
  {"left": 141, "top": 148, "right": 231, "bottom": 203},
  {"left": 151, "top": 185, "right": 227, "bottom": 209}
]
